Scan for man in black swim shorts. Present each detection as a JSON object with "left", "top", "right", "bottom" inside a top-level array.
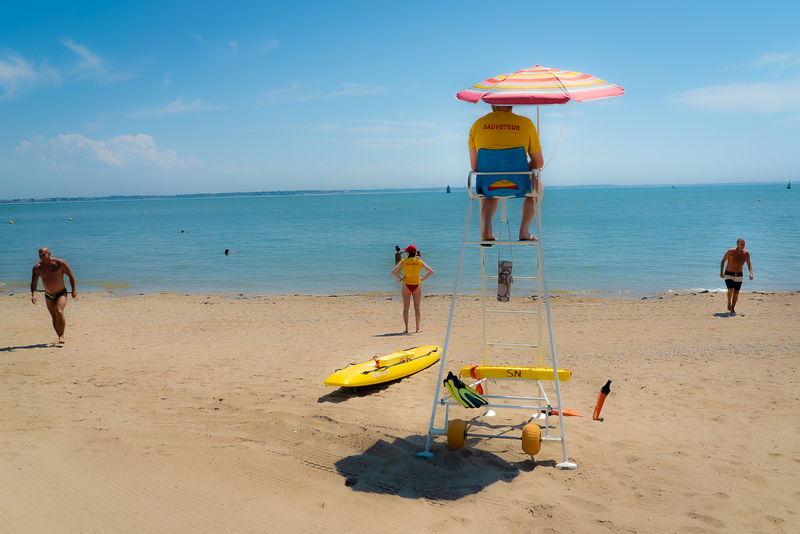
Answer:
[
  {"left": 45, "top": 288, "right": 69, "bottom": 301},
  {"left": 31, "top": 247, "right": 77, "bottom": 344},
  {"left": 720, "top": 238, "right": 753, "bottom": 314}
]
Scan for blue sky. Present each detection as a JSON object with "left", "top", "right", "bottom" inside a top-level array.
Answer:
[{"left": 1, "top": 0, "right": 798, "bottom": 199}]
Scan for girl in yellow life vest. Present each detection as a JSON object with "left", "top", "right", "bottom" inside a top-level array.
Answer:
[{"left": 390, "top": 245, "right": 434, "bottom": 334}]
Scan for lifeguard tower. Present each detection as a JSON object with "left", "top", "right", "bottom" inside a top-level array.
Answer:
[
  {"left": 417, "top": 147, "right": 576, "bottom": 469},
  {"left": 417, "top": 64, "right": 623, "bottom": 467}
]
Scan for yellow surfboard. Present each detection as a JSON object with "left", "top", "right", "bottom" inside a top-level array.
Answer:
[
  {"left": 461, "top": 365, "right": 572, "bottom": 382},
  {"left": 324, "top": 346, "right": 442, "bottom": 388}
]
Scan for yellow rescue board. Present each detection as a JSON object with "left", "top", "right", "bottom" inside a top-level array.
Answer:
[
  {"left": 461, "top": 365, "right": 572, "bottom": 382},
  {"left": 325, "top": 345, "right": 442, "bottom": 388}
]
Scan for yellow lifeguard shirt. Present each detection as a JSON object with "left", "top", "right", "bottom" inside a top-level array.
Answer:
[
  {"left": 468, "top": 110, "right": 542, "bottom": 154},
  {"left": 402, "top": 257, "right": 423, "bottom": 285}
]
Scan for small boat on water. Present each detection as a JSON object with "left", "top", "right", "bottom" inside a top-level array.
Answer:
[{"left": 788, "top": 180, "right": 792, "bottom": 189}]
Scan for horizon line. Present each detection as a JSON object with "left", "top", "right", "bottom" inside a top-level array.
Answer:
[{"left": 1, "top": 181, "right": 790, "bottom": 203}]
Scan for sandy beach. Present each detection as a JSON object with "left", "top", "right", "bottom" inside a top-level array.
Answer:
[{"left": 1, "top": 290, "right": 798, "bottom": 533}]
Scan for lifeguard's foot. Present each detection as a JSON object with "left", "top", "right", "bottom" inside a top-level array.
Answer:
[
  {"left": 519, "top": 232, "right": 538, "bottom": 242},
  {"left": 57, "top": 336, "right": 66, "bottom": 345}
]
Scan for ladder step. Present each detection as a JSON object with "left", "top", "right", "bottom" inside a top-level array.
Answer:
[
  {"left": 467, "top": 240, "right": 540, "bottom": 246},
  {"left": 483, "top": 276, "right": 538, "bottom": 280}
]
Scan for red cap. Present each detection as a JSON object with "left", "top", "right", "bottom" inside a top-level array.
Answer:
[{"left": 404, "top": 245, "right": 417, "bottom": 255}]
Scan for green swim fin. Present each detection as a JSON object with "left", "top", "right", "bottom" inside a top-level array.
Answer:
[
  {"left": 444, "top": 371, "right": 488, "bottom": 409},
  {"left": 443, "top": 372, "right": 465, "bottom": 407},
  {"left": 444, "top": 372, "right": 467, "bottom": 407},
  {"left": 461, "top": 387, "right": 488, "bottom": 408}
]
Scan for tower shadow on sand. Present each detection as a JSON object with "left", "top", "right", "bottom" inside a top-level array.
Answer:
[{"left": 334, "top": 436, "right": 552, "bottom": 500}]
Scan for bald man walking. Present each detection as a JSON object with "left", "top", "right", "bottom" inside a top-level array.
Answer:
[
  {"left": 720, "top": 238, "right": 753, "bottom": 314},
  {"left": 31, "top": 247, "right": 77, "bottom": 344}
]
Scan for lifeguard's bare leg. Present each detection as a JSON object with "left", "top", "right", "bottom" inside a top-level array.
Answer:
[
  {"left": 481, "top": 198, "right": 499, "bottom": 240},
  {"left": 519, "top": 197, "right": 536, "bottom": 240}
]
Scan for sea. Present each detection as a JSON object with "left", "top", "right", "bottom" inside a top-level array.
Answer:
[{"left": 1, "top": 183, "right": 797, "bottom": 298}]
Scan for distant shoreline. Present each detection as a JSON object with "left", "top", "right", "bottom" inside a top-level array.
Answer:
[
  {"left": 0, "top": 182, "right": 789, "bottom": 204},
  {"left": 0, "top": 188, "right": 446, "bottom": 204}
]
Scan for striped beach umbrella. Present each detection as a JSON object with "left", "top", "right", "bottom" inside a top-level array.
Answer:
[{"left": 456, "top": 65, "right": 624, "bottom": 106}]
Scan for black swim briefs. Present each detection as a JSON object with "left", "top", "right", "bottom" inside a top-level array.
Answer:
[{"left": 44, "top": 288, "right": 69, "bottom": 301}]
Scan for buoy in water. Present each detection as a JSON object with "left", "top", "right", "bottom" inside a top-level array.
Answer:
[
  {"left": 9, "top": 221, "right": 12, "bottom": 224},
  {"left": 69, "top": 218, "right": 72, "bottom": 221},
  {"left": 143, "top": 213, "right": 146, "bottom": 215}
]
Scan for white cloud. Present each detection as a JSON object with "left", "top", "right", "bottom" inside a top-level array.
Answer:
[
  {"left": 130, "top": 97, "right": 221, "bottom": 117},
  {"left": 752, "top": 52, "right": 800, "bottom": 67},
  {"left": 161, "top": 72, "right": 172, "bottom": 88},
  {"left": 326, "top": 83, "right": 390, "bottom": 98},
  {"left": 15, "top": 133, "right": 203, "bottom": 170},
  {"left": 354, "top": 133, "right": 462, "bottom": 149},
  {"left": 351, "top": 119, "right": 441, "bottom": 129},
  {"left": 220, "top": 164, "right": 260, "bottom": 176},
  {"left": 193, "top": 34, "right": 241, "bottom": 55},
  {"left": 667, "top": 81, "right": 800, "bottom": 113},
  {"left": 256, "top": 82, "right": 391, "bottom": 106},
  {"left": 0, "top": 53, "right": 59, "bottom": 98},
  {"left": 192, "top": 34, "right": 215, "bottom": 47},
  {"left": 63, "top": 39, "right": 106, "bottom": 77},
  {"left": 62, "top": 39, "right": 135, "bottom": 84},
  {"left": 256, "top": 82, "right": 305, "bottom": 105},
  {"left": 256, "top": 39, "right": 278, "bottom": 54},
  {"left": 346, "top": 125, "right": 391, "bottom": 133}
]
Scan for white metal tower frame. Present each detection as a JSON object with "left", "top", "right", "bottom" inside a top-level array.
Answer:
[{"left": 417, "top": 168, "right": 576, "bottom": 469}]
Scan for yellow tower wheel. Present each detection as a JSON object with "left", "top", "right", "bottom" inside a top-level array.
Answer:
[
  {"left": 521, "top": 423, "right": 541, "bottom": 455},
  {"left": 446, "top": 419, "right": 467, "bottom": 450}
]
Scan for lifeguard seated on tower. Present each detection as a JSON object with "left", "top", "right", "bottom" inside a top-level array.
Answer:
[{"left": 468, "top": 105, "right": 544, "bottom": 242}]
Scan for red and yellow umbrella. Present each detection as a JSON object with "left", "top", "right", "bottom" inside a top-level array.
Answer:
[{"left": 457, "top": 64, "right": 624, "bottom": 106}]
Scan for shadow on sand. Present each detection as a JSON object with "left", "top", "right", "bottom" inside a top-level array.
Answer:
[
  {"left": 317, "top": 382, "right": 395, "bottom": 403},
  {"left": 334, "top": 435, "right": 548, "bottom": 500},
  {"left": 0, "top": 343, "right": 54, "bottom": 352},
  {"left": 713, "top": 312, "right": 744, "bottom": 318}
]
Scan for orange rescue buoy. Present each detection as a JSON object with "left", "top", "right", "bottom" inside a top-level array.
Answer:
[{"left": 592, "top": 380, "right": 612, "bottom": 421}]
